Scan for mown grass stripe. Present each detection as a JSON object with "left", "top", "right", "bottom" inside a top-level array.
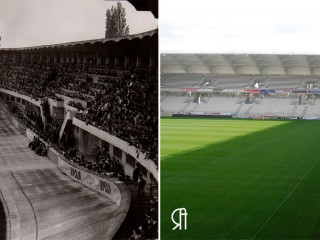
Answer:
[
  {"left": 252, "top": 154, "right": 320, "bottom": 239},
  {"left": 161, "top": 118, "right": 320, "bottom": 239}
]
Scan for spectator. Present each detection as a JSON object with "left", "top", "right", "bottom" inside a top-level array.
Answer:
[
  {"left": 138, "top": 176, "right": 146, "bottom": 194},
  {"left": 133, "top": 165, "right": 141, "bottom": 185}
]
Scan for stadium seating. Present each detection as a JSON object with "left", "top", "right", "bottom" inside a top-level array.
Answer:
[
  {"left": 161, "top": 71, "right": 320, "bottom": 119},
  {"left": 162, "top": 75, "right": 203, "bottom": 88},
  {"left": 195, "top": 96, "right": 239, "bottom": 113},
  {"left": 267, "top": 76, "right": 304, "bottom": 89}
]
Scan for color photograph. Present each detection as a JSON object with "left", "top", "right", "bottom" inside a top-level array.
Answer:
[{"left": 160, "top": 0, "right": 320, "bottom": 239}]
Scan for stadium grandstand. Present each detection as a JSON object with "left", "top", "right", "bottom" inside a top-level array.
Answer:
[
  {"left": 0, "top": 29, "right": 158, "bottom": 240},
  {"left": 161, "top": 53, "right": 320, "bottom": 119}
]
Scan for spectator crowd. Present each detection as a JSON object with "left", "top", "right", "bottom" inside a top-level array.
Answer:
[
  {"left": 0, "top": 61, "right": 158, "bottom": 240},
  {"left": 78, "top": 67, "right": 158, "bottom": 163},
  {"left": 0, "top": 62, "right": 157, "bottom": 164},
  {"left": 28, "top": 136, "right": 48, "bottom": 156},
  {"left": 130, "top": 195, "right": 158, "bottom": 239},
  {"left": 61, "top": 146, "right": 126, "bottom": 180}
]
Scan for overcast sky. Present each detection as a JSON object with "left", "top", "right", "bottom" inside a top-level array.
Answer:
[
  {"left": 160, "top": 0, "right": 320, "bottom": 54},
  {"left": 0, "top": 0, "right": 157, "bottom": 48}
]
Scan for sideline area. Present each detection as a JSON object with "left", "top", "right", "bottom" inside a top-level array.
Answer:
[{"left": 0, "top": 109, "right": 127, "bottom": 240}]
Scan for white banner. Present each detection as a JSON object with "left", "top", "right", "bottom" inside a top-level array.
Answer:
[{"left": 58, "top": 157, "right": 122, "bottom": 206}]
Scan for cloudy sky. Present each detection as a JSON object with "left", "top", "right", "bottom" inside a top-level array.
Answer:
[
  {"left": 160, "top": 0, "right": 320, "bottom": 54},
  {"left": 0, "top": 0, "right": 157, "bottom": 48}
]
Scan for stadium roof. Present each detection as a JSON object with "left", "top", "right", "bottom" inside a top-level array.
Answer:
[
  {"left": 127, "top": 0, "right": 158, "bottom": 18},
  {"left": 0, "top": 29, "right": 157, "bottom": 51},
  {"left": 161, "top": 53, "right": 320, "bottom": 76}
]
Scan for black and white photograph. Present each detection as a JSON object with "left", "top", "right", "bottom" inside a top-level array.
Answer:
[{"left": 0, "top": 0, "right": 158, "bottom": 239}]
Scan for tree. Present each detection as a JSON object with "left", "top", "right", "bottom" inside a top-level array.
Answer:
[{"left": 105, "top": 2, "right": 130, "bottom": 38}]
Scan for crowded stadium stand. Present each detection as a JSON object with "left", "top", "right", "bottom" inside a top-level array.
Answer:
[
  {"left": 161, "top": 53, "right": 320, "bottom": 119},
  {"left": 0, "top": 29, "right": 158, "bottom": 239}
]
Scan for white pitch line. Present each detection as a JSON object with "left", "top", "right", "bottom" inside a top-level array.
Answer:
[{"left": 252, "top": 157, "right": 320, "bottom": 239}]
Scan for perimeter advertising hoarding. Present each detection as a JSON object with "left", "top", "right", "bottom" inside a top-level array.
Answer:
[
  {"left": 190, "top": 111, "right": 205, "bottom": 115},
  {"left": 182, "top": 88, "right": 197, "bottom": 92},
  {"left": 179, "top": 88, "right": 320, "bottom": 95},
  {"left": 275, "top": 89, "right": 292, "bottom": 94},
  {"left": 221, "top": 89, "right": 244, "bottom": 93},
  {"left": 244, "top": 89, "right": 260, "bottom": 93},
  {"left": 308, "top": 90, "right": 320, "bottom": 94},
  {"left": 196, "top": 89, "right": 213, "bottom": 92},
  {"left": 260, "top": 89, "right": 275, "bottom": 94},
  {"left": 181, "top": 88, "right": 224, "bottom": 93},
  {"left": 58, "top": 157, "right": 121, "bottom": 206},
  {"left": 292, "top": 90, "right": 308, "bottom": 93}
]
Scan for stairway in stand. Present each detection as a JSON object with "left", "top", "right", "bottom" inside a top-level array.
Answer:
[
  {"left": 113, "top": 182, "right": 158, "bottom": 239},
  {"left": 138, "top": 183, "right": 158, "bottom": 219}
]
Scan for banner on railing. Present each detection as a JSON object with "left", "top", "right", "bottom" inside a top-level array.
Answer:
[
  {"left": 196, "top": 89, "right": 213, "bottom": 92},
  {"left": 292, "top": 90, "right": 307, "bottom": 93},
  {"left": 244, "top": 89, "right": 260, "bottom": 93},
  {"left": 308, "top": 90, "right": 320, "bottom": 94},
  {"left": 260, "top": 89, "right": 275, "bottom": 94},
  {"left": 181, "top": 88, "right": 197, "bottom": 92},
  {"left": 58, "top": 157, "right": 121, "bottom": 206}
]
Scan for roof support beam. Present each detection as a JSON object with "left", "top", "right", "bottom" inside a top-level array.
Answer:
[
  {"left": 194, "top": 54, "right": 213, "bottom": 74},
  {"left": 160, "top": 75, "right": 169, "bottom": 86},
  {"left": 304, "top": 55, "right": 313, "bottom": 75},
  {"left": 220, "top": 55, "right": 237, "bottom": 74},
  {"left": 248, "top": 55, "right": 261, "bottom": 75},
  {"left": 276, "top": 55, "right": 287, "bottom": 75},
  {"left": 166, "top": 54, "right": 190, "bottom": 74}
]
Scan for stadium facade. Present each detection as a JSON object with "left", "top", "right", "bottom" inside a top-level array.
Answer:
[{"left": 161, "top": 53, "right": 320, "bottom": 119}]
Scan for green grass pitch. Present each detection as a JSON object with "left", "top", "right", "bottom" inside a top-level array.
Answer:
[{"left": 161, "top": 117, "right": 320, "bottom": 239}]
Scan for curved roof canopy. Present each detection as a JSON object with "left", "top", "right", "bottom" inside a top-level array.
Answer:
[
  {"left": 127, "top": 0, "right": 158, "bottom": 18},
  {"left": 0, "top": 29, "right": 157, "bottom": 51},
  {"left": 161, "top": 53, "right": 320, "bottom": 76}
]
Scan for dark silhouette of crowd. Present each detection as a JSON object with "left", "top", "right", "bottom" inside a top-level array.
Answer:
[
  {"left": 67, "top": 101, "right": 85, "bottom": 111},
  {"left": 24, "top": 111, "right": 43, "bottom": 129},
  {"left": 61, "top": 146, "right": 126, "bottom": 180},
  {"left": 88, "top": 68, "right": 117, "bottom": 76},
  {"left": 0, "top": 94, "right": 24, "bottom": 121},
  {"left": 98, "top": 76, "right": 117, "bottom": 84},
  {"left": 0, "top": 63, "right": 90, "bottom": 100},
  {"left": 43, "top": 121, "right": 62, "bottom": 145},
  {"left": 28, "top": 136, "right": 48, "bottom": 156},
  {"left": 130, "top": 195, "right": 158, "bottom": 240},
  {"left": 20, "top": 107, "right": 61, "bottom": 146}
]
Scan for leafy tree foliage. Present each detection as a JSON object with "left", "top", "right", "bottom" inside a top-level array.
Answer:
[{"left": 105, "top": 2, "right": 130, "bottom": 38}]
